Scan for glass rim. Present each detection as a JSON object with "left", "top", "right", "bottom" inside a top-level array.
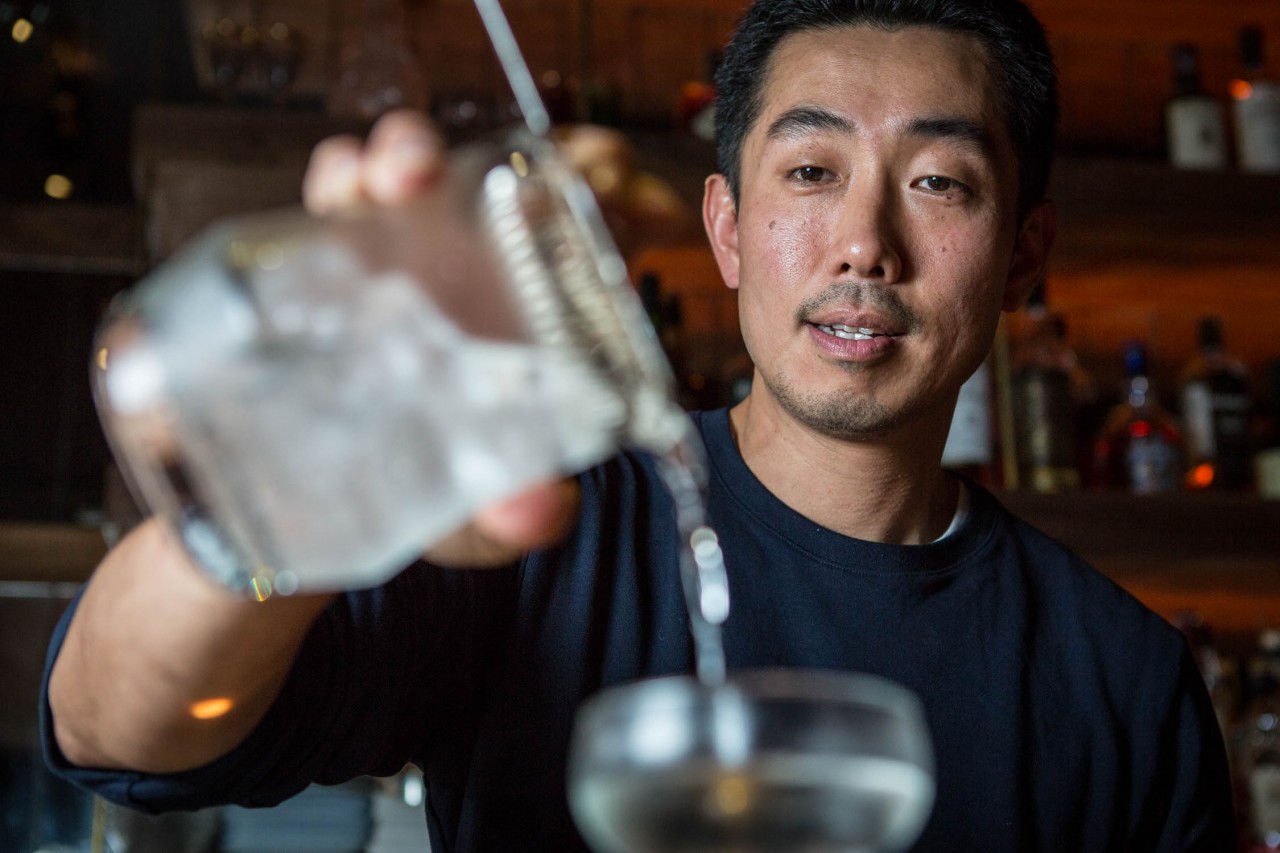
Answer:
[{"left": 577, "top": 668, "right": 927, "bottom": 724}]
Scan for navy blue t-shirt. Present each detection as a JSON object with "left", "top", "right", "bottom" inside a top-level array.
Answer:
[{"left": 42, "top": 408, "right": 1235, "bottom": 851}]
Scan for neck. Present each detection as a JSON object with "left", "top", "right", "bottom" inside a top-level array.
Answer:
[{"left": 727, "top": 392, "right": 960, "bottom": 545}]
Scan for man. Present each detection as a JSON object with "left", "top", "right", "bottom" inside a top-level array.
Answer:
[{"left": 43, "top": 0, "right": 1234, "bottom": 850}]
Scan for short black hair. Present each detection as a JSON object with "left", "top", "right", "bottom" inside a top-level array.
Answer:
[{"left": 713, "top": 0, "right": 1059, "bottom": 218}]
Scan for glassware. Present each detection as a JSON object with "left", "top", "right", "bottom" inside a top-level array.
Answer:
[
  {"left": 567, "top": 670, "right": 936, "bottom": 853},
  {"left": 328, "top": 0, "right": 429, "bottom": 120},
  {"left": 1011, "top": 311, "right": 1087, "bottom": 492},
  {"left": 92, "top": 126, "right": 683, "bottom": 597},
  {"left": 1179, "top": 316, "right": 1253, "bottom": 491},
  {"left": 1093, "top": 341, "right": 1183, "bottom": 494}
]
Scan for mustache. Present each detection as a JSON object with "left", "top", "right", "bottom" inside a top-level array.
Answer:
[{"left": 794, "top": 281, "right": 922, "bottom": 332}]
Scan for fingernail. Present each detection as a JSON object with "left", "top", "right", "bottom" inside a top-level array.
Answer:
[
  {"left": 329, "top": 151, "right": 363, "bottom": 192},
  {"left": 389, "top": 136, "right": 437, "bottom": 175}
]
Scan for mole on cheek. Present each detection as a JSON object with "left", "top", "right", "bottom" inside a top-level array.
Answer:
[{"left": 769, "top": 220, "right": 777, "bottom": 230}]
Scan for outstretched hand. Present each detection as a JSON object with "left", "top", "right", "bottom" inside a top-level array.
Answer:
[{"left": 302, "top": 110, "right": 582, "bottom": 567}]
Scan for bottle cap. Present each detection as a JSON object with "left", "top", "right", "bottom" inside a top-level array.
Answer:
[
  {"left": 1123, "top": 341, "right": 1149, "bottom": 378},
  {"left": 1197, "top": 316, "right": 1223, "bottom": 350},
  {"left": 1172, "top": 43, "right": 1202, "bottom": 90},
  {"left": 1240, "top": 25, "right": 1265, "bottom": 72}
]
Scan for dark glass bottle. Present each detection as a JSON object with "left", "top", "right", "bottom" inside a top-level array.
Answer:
[
  {"left": 1180, "top": 316, "right": 1253, "bottom": 491},
  {"left": 1237, "top": 630, "right": 1280, "bottom": 851},
  {"left": 1256, "top": 361, "right": 1280, "bottom": 500},
  {"left": 1012, "top": 312, "right": 1084, "bottom": 492},
  {"left": 1093, "top": 341, "right": 1183, "bottom": 494},
  {"left": 1166, "top": 42, "right": 1228, "bottom": 170},
  {"left": 1232, "top": 25, "right": 1280, "bottom": 174}
]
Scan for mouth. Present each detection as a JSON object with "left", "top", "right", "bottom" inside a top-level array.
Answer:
[{"left": 813, "top": 323, "right": 897, "bottom": 341}]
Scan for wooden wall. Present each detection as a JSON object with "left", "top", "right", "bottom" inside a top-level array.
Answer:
[
  {"left": 186, "top": 0, "right": 1280, "bottom": 153},
  {"left": 176, "top": 0, "right": 1280, "bottom": 391}
]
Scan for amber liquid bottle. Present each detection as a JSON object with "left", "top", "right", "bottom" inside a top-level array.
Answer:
[
  {"left": 1011, "top": 312, "right": 1089, "bottom": 492},
  {"left": 1093, "top": 342, "right": 1184, "bottom": 494}
]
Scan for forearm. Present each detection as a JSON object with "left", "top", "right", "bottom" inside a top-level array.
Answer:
[{"left": 47, "top": 517, "right": 335, "bottom": 774}]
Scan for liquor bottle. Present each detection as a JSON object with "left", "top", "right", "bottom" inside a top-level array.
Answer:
[
  {"left": 1256, "top": 360, "right": 1280, "bottom": 500},
  {"left": 1166, "top": 43, "right": 1229, "bottom": 170},
  {"left": 1011, "top": 311, "right": 1088, "bottom": 492},
  {"left": 1180, "top": 316, "right": 1253, "bottom": 491},
  {"left": 1174, "top": 611, "right": 1240, "bottom": 740},
  {"left": 1236, "top": 630, "right": 1280, "bottom": 850},
  {"left": 676, "top": 51, "right": 720, "bottom": 142},
  {"left": 944, "top": 357, "right": 997, "bottom": 486},
  {"left": 1232, "top": 26, "right": 1280, "bottom": 174},
  {"left": 1093, "top": 341, "right": 1183, "bottom": 494}
]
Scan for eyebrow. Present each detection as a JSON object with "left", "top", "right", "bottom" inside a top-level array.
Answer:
[
  {"left": 766, "top": 105, "right": 854, "bottom": 140},
  {"left": 765, "top": 105, "right": 992, "bottom": 153},
  {"left": 905, "top": 116, "right": 992, "bottom": 153}
]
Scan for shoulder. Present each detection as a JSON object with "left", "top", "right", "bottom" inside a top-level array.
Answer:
[{"left": 975, "top": 485, "right": 1190, "bottom": 682}]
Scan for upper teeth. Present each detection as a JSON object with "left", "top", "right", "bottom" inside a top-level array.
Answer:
[{"left": 819, "top": 324, "right": 883, "bottom": 340}]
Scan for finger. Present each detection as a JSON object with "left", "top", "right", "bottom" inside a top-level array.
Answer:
[
  {"left": 302, "top": 135, "right": 365, "bottom": 215},
  {"left": 473, "top": 478, "right": 581, "bottom": 552},
  {"left": 425, "top": 479, "right": 581, "bottom": 569},
  {"left": 361, "top": 109, "right": 448, "bottom": 206}
]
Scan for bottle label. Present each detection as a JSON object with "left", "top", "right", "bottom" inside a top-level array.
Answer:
[
  {"left": 1127, "top": 435, "right": 1180, "bottom": 493},
  {"left": 1251, "top": 762, "right": 1280, "bottom": 837},
  {"left": 1167, "top": 98, "right": 1229, "bottom": 169},
  {"left": 943, "top": 362, "right": 992, "bottom": 467},
  {"left": 1182, "top": 381, "right": 1216, "bottom": 457},
  {"left": 1258, "top": 448, "right": 1280, "bottom": 500},
  {"left": 1235, "top": 81, "right": 1280, "bottom": 173},
  {"left": 1015, "top": 369, "right": 1076, "bottom": 471}
]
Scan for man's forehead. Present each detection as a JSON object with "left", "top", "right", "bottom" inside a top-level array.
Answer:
[{"left": 757, "top": 24, "right": 1003, "bottom": 125}]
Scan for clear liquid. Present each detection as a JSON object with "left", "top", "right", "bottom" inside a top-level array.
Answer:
[
  {"left": 572, "top": 753, "right": 934, "bottom": 853},
  {"left": 651, "top": 431, "right": 730, "bottom": 686}
]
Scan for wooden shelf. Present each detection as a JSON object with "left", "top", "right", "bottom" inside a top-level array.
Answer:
[
  {"left": 0, "top": 522, "right": 106, "bottom": 586},
  {"left": 1001, "top": 490, "right": 1280, "bottom": 636}
]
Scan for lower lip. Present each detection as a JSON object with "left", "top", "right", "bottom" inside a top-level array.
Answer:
[{"left": 807, "top": 324, "right": 900, "bottom": 361}]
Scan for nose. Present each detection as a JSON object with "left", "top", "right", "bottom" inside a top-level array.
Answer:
[{"left": 834, "top": 182, "right": 904, "bottom": 282}]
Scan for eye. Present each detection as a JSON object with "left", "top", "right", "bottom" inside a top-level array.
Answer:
[
  {"left": 916, "top": 175, "right": 969, "bottom": 196},
  {"left": 788, "top": 165, "right": 831, "bottom": 183}
]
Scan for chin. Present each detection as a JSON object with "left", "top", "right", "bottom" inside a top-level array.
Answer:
[{"left": 768, "top": 378, "right": 910, "bottom": 442}]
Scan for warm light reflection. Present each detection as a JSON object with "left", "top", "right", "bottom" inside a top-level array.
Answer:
[
  {"left": 11, "top": 18, "right": 33, "bottom": 43},
  {"left": 95, "top": 347, "right": 109, "bottom": 372},
  {"left": 1232, "top": 79, "right": 1254, "bottom": 101},
  {"left": 44, "top": 174, "right": 73, "bottom": 199},
  {"left": 190, "top": 697, "right": 235, "bottom": 720},
  {"left": 707, "top": 774, "right": 752, "bottom": 816},
  {"left": 255, "top": 243, "right": 284, "bottom": 270},
  {"left": 509, "top": 151, "right": 530, "bottom": 179},
  {"left": 1187, "top": 463, "right": 1215, "bottom": 490}
]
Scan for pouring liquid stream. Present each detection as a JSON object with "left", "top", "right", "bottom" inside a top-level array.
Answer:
[
  {"left": 653, "top": 423, "right": 730, "bottom": 686},
  {"left": 473, "top": 0, "right": 729, "bottom": 687}
]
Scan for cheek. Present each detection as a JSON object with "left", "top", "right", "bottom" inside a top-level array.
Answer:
[{"left": 743, "top": 208, "right": 823, "bottom": 292}]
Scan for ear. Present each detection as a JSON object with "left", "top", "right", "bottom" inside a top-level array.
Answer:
[
  {"left": 703, "top": 173, "right": 742, "bottom": 290},
  {"left": 1002, "top": 199, "right": 1056, "bottom": 312}
]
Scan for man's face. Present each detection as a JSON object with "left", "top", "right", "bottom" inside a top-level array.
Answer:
[{"left": 704, "top": 25, "right": 1051, "bottom": 442}]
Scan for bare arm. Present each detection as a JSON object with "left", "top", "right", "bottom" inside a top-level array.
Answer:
[{"left": 48, "top": 518, "right": 335, "bottom": 772}]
